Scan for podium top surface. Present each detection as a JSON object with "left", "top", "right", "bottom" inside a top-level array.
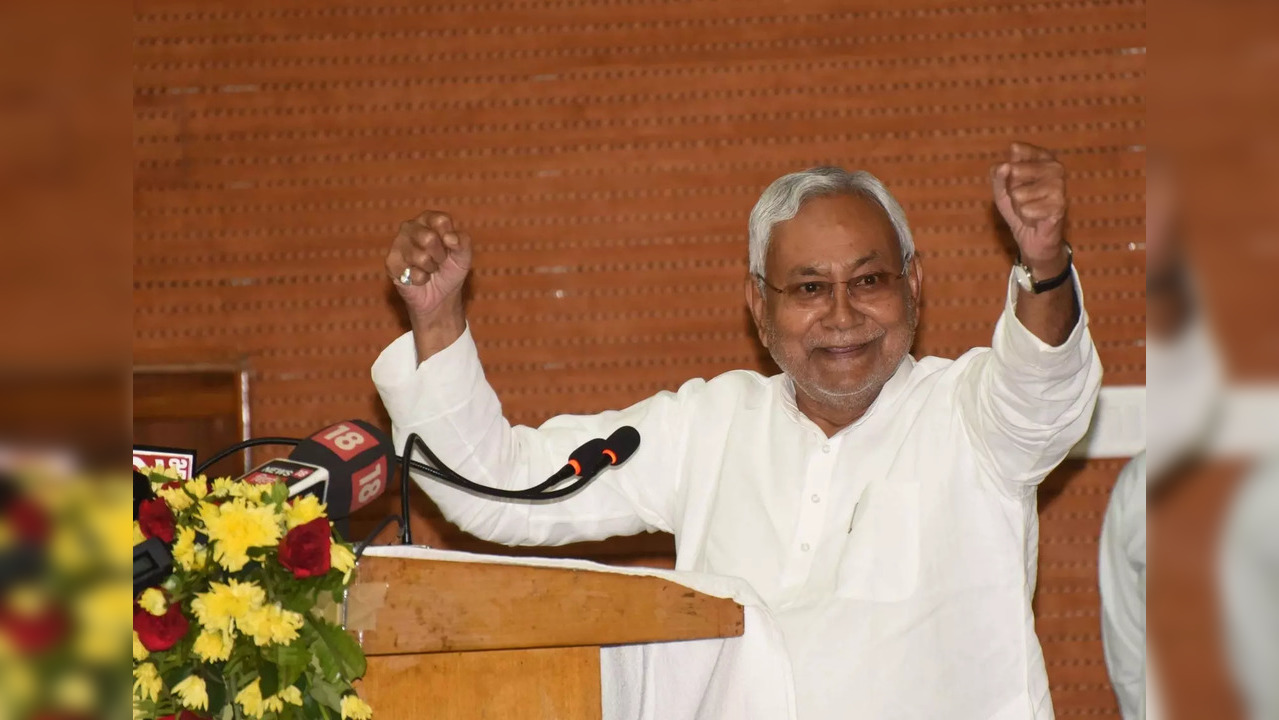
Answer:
[{"left": 346, "top": 552, "right": 746, "bottom": 655}]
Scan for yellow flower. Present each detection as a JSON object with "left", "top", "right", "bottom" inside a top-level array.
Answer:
[
  {"left": 341, "top": 694, "right": 373, "bottom": 720},
  {"left": 132, "top": 631, "right": 148, "bottom": 661},
  {"left": 51, "top": 522, "right": 90, "bottom": 574},
  {"left": 172, "top": 526, "right": 208, "bottom": 572},
  {"left": 173, "top": 675, "right": 209, "bottom": 711},
  {"left": 78, "top": 582, "right": 130, "bottom": 664},
  {"left": 239, "top": 603, "right": 304, "bottom": 647},
  {"left": 278, "top": 685, "right": 303, "bottom": 706},
  {"left": 190, "top": 579, "right": 266, "bottom": 635},
  {"left": 151, "top": 465, "right": 182, "bottom": 482},
  {"left": 9, "top": 584, "right": 45, "bottom": 615},
  {"left": 185, "top": 477, "right": 209, "bottom": 500},
  {"left": 236, "top": 678, "right": 265, "bottom": 719},
  {"left": 54, "top": 671, "right": 96, "bottom": 712},
  {"left": 133, "top": 521, "right": 145, "bottom": 544},
  {"left": 210, "top": 477, "right": 235, "bottom": 497},
  {"left": 284, "top": 494, "right": 327, "bottom": 529},
  {"left": 132, "top": 662, "right": 161, "bottom": 702},
  {"left": 200, "top": 498, "right": 281, "bottom": 572},
  {"left": 331, "top": 542, "right": 355, "bottom": 580},
  {"left": 100, "top": 485, "right": 137, "bottom": 574},
  {"left": 157, "top": 486, "right": 193, "bottom": 512},
  {"left": 230, "top": 679, "right": 299, "bottom": 715},
  {"left": 229, "top": 482, "right": 269, "bottom": 502},
  {"left": 192, "top": 629, "right": 234, "bottom": 662},
  {"left": 2, "top": 661, "right": 36, "bottom": 708},
  {"left": 137, "top": 588, "right": 167, "bottom": 616}
]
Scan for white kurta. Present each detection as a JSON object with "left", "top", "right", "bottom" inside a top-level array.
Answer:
[
  {"left": 1099, "top": 452, "right": 1147, "bottom": 720},
  {"left": 372, "top": 273, "right": 1103, "bottom": 720}
]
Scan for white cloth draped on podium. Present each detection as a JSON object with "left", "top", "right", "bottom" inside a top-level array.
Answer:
[{"left": 363, "top": 545, "right": 797, "bottom": 720}]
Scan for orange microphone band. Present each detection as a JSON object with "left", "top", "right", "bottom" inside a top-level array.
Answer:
[
  {"left": 602, "top": 449, "right": 618, "bottom": 465},
  {"left": 568, "top": 459, "right": 582, "bottom": 475}
]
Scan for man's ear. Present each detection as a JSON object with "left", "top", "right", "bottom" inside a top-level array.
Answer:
[
  {"left": 745, "top": 274, "right": 769, "bottom": 347},
  {"left": 906, "top": 253, "right": 924, "bottom": 306}
]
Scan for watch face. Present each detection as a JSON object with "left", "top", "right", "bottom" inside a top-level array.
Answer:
[{"left": 1013, "top": 264, "right": 1035, "bottom": 293}]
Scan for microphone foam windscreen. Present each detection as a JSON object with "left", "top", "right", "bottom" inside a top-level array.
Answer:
[
  {"left": 288, "top": 419, "right": 394, "bottom": 520},
  {"left": 604, "top": 426, "right": 641, "bottom": 464}
]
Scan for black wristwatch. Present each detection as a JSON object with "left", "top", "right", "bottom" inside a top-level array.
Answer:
[{"left": 1013, "top": 243, "right": 1073, "bottom": 294}]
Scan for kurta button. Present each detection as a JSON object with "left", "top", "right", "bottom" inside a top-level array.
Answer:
[
  {"left": 800, "top": 543, "right": 811, "bottom": 552},
  {"left": 821, "top": 444, "right": 831, "bottom": 454}
]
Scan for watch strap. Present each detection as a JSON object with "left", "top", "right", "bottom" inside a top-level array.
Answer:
[{"left": 1018, "top": 243, "right": 1073, "bottom": 294}]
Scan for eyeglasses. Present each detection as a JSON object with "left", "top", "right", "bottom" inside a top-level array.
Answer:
[{"left": 756, "top": 254, "right": 912, "bottom": 308}]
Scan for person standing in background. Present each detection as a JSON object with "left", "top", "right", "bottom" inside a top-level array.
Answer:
[{"left": 1099, "top": 155, "right": 1223, "bottom": 720}]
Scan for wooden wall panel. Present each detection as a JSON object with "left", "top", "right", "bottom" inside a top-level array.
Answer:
[{"left": 133, "top": 2, "right": 1143, "bottom": 717}]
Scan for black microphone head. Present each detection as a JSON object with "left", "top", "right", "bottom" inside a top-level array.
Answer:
[
  {"left": 287, "top": 420, "right": 394, "bottom": 521},
  {"left": 603, "top": 426, "right": 640, "bottom": 465},
  {"left": 567, "top": 438, "right": 607, "bottom": 476}
]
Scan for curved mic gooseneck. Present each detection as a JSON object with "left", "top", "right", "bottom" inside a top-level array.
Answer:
[{"left": 394, "top": 426, "right": 642, "bottom": 541}]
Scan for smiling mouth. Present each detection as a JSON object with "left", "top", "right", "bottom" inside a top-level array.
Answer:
[{"left": 817, "top": 342, "right": 871, "bottom": 356}]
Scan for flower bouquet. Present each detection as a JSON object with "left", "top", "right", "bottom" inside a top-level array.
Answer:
[{"left": 133, "top": 470, "right": 372, "bottom": 720}]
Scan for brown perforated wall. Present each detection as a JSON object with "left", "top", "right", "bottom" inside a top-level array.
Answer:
[{"left": 133, "top": 1, "right": 1143, "bottom": 716}]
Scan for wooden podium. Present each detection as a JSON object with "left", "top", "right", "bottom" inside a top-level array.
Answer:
[{"left": 345, "top": 555, "right": 745, "bottom": 719}]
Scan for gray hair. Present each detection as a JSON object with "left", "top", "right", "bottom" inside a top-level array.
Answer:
[{"left": 747, "top": 167, "right": 915, "bottom": 278}]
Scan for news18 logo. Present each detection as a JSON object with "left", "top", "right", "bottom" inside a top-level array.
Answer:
[
  {"left": 312, "top": 423, "right": 372, "bottom": 462},
  {"left": 133, "top": 447, "right": 195, "bottom": 480}
]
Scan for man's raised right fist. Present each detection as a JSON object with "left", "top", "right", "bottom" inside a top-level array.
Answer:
[{"left": 385, "top": 211, "right": 473, "bottom": 318}]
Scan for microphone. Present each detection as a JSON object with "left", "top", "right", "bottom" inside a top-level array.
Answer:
[
  {"left": 133, "top": 445, "right": 197, "bottom": 481},
  {"left": 133, "top": 421, "right": 396, "bottom": 594},
  {"left": 595, "top": 425, "right": 641, "bottom": 475},
  {"left": 405, "top": 426, "right": 642, "bottom": 502},
  {"left": 132, "top": 469, "right": 173, "bottom": 594},
  {"left": 239, "top": 420, "right": 395, "bottom": 538},
  {"left": 528, "top": 438, "right": 609, "bottom": 493}
]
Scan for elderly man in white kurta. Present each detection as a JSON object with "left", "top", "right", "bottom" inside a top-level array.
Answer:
[{"left": 372, "top": 142, "right": 1102, "bottom": 720}]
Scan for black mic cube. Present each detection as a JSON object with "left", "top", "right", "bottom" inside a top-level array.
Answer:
[{"left": 288, "top": 420, "right": 394, "bottom": 521}]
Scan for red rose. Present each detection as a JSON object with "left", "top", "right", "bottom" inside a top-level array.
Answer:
[
  {"left": 277, "top": 517, "right": 332, "bottom": 578},
  {"left": 137, "top": 498, "right": 176, "bottom": 544},
  {"left": 0, "top": 603, "right": 66, "bottom": 654},
  {"left": 158, "top": 712, "right": 209, "bottom": 720},
  {"left": 6, "top": 497, "right": 49, "bottom": 543},
  {"left": 133, "top": 600, "right": 189, "bottom": 651}
]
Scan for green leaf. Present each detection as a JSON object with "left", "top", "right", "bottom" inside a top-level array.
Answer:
[
  {"left": 309, "top": 677, "right": 345, "bottom": 713},
  {"left": 309, "top": 636, "right": 340, "bottom": 682},
  {"left": 273, "top": 642, "right": 310, "bottom": 690},
  {"left": 310, "top": 617, "right": 366, "bottom": 680},
  {"left": 224, "top": 644, "right": 251, "bottom": 681},
  {"left": 300, "top": 686, "right": 323, "bottom": 719},
  {"left": 161, "top": 664, "right": 190, "bottom": 688},
  {"left": 260, "top": 658, "right": 280, "bottom": 698},
  {"left": 279, "top": 589, "right": 312, "bottom": 614},
  {"left": 206, "top": 673, "right": 227, "bottom": 714}
]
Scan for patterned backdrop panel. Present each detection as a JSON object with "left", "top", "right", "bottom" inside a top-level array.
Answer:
[{"left": 134, "top": 2, "right": 1144, "bottom": 717}]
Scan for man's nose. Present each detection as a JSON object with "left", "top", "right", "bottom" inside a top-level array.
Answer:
[{"left": 822, "top": 283, "right": 864, "bottom": 329}]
